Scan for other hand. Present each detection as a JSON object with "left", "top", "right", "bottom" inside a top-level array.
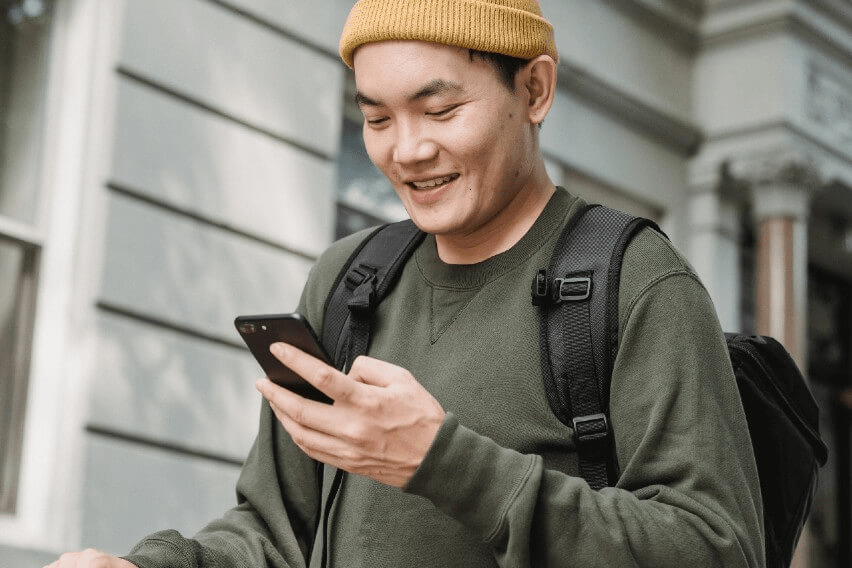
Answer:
[
  {"left": 44, "top": 549, "right": 136, "bottom": 567},
  {"left": 256, "top": 343, "right": 445, "bottom": 488}
]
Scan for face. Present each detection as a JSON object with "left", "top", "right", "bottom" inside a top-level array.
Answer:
[{"left": 353, "top": 41, "right": 544, "bottom": 249}]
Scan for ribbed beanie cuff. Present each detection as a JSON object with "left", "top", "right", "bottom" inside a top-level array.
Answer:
[{"left": 339, "top": 0, "right": 558, "bottom": 67}]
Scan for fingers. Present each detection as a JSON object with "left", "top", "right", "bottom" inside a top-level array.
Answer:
[
  {"left": 256, "top": 377, "right": 342, "bottom": 438},
  {"left": 347, "top": 355, "right": 407, "bottom": 388},
  {"left": 258, "top": 345, "right": 445, "bottom": 487},
  {"left": 44, "top": 549, "right": 133, "bottom": 567},
  {"left": 257, "top": 344, "right": 350, "bottom": 455},
  {"left": 269, "top": 342, "right": 358, "bottom": 402},
  {"left": 268, "top": 400, "right": 362, "bottom": 463}
]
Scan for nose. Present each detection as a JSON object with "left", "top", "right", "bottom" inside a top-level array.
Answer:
[{"left": 392, "top": 121, "right": 438, "bottom": 166}]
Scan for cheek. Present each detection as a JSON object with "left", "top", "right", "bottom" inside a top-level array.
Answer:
[
  {"left": 449, "top": 116, "right": 499, "bottom": 165},
  {"left": 363, "top": 130, "right": 392, "bottom": 175},
  {"left": 462, "top": 117, "right": 513, "bottom": 175}
]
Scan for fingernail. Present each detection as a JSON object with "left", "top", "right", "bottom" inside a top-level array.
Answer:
[{"left": 270, "top": 342, "right": 287, "bottom": 356}]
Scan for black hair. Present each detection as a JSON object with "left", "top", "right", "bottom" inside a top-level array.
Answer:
[{"left": 468, "top": 49, "right": 529, "bottom": 91}]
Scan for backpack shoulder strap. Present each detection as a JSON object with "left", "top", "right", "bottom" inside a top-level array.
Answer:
[
  {"left": 322, "top": 219, "right": 426, "bottom": 371},
  {"left": 318, "top": 220, "right": 423, "bottom": 568},
  {"left": 532, "top": 204, "right": 662, "bottom": 489}
]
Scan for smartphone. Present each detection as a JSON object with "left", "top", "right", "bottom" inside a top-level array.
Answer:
[{"left": 234, "top": 312, "right": 333, "bottom": 403}]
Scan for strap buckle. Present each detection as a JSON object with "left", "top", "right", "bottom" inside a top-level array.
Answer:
[
  {"left": 554, "top": 277, "right": 591, "bottom": 302},
  {"left": 346, "top": 264, "right": 378, "bottom": 318},
  {"left": 572, "top": 413, "right": 609, "bottom": 452},
  {"left": 531, "top": 272, "right": 592, "bottom": 306},
  {"left": 345, "top": 263, "right": 378, "bottom": 291}
]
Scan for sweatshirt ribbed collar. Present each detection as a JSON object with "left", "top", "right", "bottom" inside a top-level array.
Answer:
[{"left": 414, "top": 187, "right": 580, "bottom": 289}]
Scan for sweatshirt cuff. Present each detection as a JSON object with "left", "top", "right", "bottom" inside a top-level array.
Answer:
[
  {"left": 122, "top": 530, "right": 199, "bottom": 568},
  {"left": 404, "top": 412, "right": 539, "bottom": 543}
]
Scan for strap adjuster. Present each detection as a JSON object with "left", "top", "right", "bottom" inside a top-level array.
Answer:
[
  {"left": 345, "top": 263, "right": 378, "bottom": 291},
  {"left": 572, "top": 413, "right": 609, "bottom": 449},
  {"left": 347, "top": 274, "right": 377, "bottom": 319},
  {"left": 555, "top": 277, "right": 591, "bottom": 302},
  {"left": 531, "top": 272, "right": 592, "bottom": 306}
]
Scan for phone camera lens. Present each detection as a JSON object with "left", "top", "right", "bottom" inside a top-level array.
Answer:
[{"left": 239, "top": 323, "right": 257, "bottom": 334}]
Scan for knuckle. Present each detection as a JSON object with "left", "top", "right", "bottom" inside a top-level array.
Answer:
[
  {"left": 289, "top": 399, "right": 307, "bottom": 425},
  {"left": 313, "top": 367, "right": 336, "bottom": 389},
  {"left": 343, "top": 422, "right": 372, "bottom": 447},
  {"left": 55, "top": 549, "right": 108, "bottom": 567},
  {"left": 290, "top": 431, "right": 307, "bottom": 449},
  {"left": 290, "top": 427, "right": 307, "bottom": 450},
  {"left": 341, "top": 445, "right": 368, "bottom": 467},
  {"left": 360, "top": 395, "right": 383, "bottom": 414},
  {"left": 340, "top": 422, "right": 363, "bottom": 443},
  {"left": 60, "top": 550, "right": 82, "bottom": 561},
  {"left": 349, "top": 355, "right": 367, "bottom": 371},
  {"left": 395, "top": 367, "right": 415, "bottom": 384},
  {"left": 82, "top": 549, "right": 108, "bottom": 565}
]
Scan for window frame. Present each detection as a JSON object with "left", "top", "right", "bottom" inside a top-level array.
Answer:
[
  {"left": 0, "top": 1, "right": 53, "bottom": 516},
  {"left": 335, "top": 71, "right": 408, "bottom": 239},
  {"left": 0, "top": 228, "right": 41, "bottom": 514}
]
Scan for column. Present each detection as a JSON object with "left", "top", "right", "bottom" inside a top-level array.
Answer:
[
  {"left": 751, "top": 180, "right": 812, "bottom": 568},
  {"left": 686, "top": 165, "right": 745, "bottom": 332},
  {"left": 751, "top": 182, "right": 811, "bottom": 365}
]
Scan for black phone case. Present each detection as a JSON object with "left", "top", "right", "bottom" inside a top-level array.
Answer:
[{"left": 234, "top": 313, "right": 332, "bottom": 403}]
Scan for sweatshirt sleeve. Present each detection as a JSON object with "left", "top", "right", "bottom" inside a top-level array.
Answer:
[{"left": 405, "top": 233, "right": 765, "bottom": 567}]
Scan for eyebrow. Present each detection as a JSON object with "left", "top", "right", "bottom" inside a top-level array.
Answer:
[
  {"left": 410, "top": 79, "right": 463, "bottom": 101},
  {"left": 354, "top": 79, "right": 464, "bottom": 108}
]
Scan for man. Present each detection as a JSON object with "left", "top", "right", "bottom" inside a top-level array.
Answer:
[{"left": 47, "top": 1, "right": 765, "bottom": 566}]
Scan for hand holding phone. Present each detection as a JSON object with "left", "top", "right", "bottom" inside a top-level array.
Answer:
[{"left": 234, "top": 312, "right": 333, "bottom": 403}]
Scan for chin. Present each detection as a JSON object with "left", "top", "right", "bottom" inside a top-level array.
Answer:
[
  {"left": 403, "top": 199, "right": 470, "bottom": 236},
  {"left": 404, "top": 212, "right": 450, "bottom": 235},
  {"left": 407, "top": 216, "right": 444, "bottom": 235}
]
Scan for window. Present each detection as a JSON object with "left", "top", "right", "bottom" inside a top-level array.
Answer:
[
  {"left": 336, "top": 72, "right": 407, "bottom": 239},
  {"left": 0, "top": 0, "right": 53, "bottom": 514}
]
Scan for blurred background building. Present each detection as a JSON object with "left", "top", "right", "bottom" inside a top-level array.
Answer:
[{"left": 1, "top": 0, "right": 850, "bottom": 566}]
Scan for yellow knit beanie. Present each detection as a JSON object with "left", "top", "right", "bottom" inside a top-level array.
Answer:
[{"left": 339, "top": 0, "right": 558, "bottom": 68}]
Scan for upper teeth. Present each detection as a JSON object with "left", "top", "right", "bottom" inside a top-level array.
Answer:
[{"left": 412, "top": 175, "right": 456, "bottom": 189}]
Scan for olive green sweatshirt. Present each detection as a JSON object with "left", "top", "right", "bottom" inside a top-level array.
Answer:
[{"left": 125, "top": 188, "right": 765, "bottom": 567}]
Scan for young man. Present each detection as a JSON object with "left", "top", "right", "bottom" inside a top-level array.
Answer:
[{"left": 47, "top": 1, "right": 765, "bottom": 566}]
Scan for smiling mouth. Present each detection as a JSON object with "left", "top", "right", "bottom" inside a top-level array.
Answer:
[{"left": 409, "top": 174, "right": 460, "bottom": 190}]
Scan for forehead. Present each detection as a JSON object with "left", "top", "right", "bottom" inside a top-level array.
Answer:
[{"left": 352, "top": 40, "right": 500, "bottom": 98}]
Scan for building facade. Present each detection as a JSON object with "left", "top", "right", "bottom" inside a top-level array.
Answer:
[{"left": 1, "top": 0, "right": 850, "bottom": 566}]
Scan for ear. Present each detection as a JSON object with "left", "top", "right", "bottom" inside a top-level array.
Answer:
[{"left": 521, "top": 55, "right": 557, "bottom": 125}]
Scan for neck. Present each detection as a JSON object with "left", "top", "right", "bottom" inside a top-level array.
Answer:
[{"left": 435, "top": 174, "right": 556, "bottom": 265}]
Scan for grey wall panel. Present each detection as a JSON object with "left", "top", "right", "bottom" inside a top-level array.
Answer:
[
  {"left": 541, "top": 0, "right": 692, "bottom": 121},
  {"left": 88, "top": 312, "right": 260, "bottom": 459},
  {"left": 543, "top": 91, "right": 685, "bottom": 207},
  {"left": 99, "top": 193, "right": 314, "bottom": 337},
  {"left": 217, "top": 0, "right": 353, "bottom": 56},
  {"left": 110, "top": 79, "right": 334, "bottom": 257},
  {"left": 119, "top": 0, "right": 343, "bottom": 157},
  {"left": 0, "top": 545, "right": 57, "bottom": 568},
  {"left": 81, "top": 435, "right": 241, "bottom": 555}
]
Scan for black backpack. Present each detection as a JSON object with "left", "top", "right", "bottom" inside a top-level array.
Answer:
[{"left": 320, "top": 204, "right": 828, "bottom": 568}]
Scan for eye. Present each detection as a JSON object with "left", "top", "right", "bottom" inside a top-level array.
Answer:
[
  {"left": 364, "top": 116, "right": 389, "bottom": 127},
  {"left": 427, "top": 104, "right": 460, "bottom": 118}
]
